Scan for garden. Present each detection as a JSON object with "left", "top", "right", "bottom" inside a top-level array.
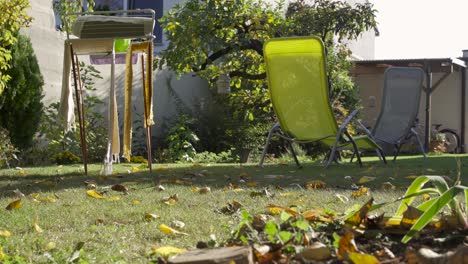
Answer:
[{"left": 1, "top": 0, "right": 468, "bottom": 263}]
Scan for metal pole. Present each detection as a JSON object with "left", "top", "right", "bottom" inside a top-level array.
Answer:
[
  {"left": 462, "top": 67, "right": 466, "bottom": 153},
  {"left": 424, "top": 63, "right": 432, "bottom": 151},
  {"left": 141, "top": 54, "right": 152, "bottom": 173},
  {"left": 70, "top": 44, "right": 88, "bottom": 176}
]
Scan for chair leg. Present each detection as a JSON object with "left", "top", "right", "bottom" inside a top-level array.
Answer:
[
  {"left": 325, "top": 144, "right": 339, "bottom": 168},
  {"left": 259, "top": 123, "right": 279, "bottom": 167},
  {"left": 288, "top": 141, "right": 302, "bottom": 168},
  {"left": 393, "top": 144, "right": 402, "bottom": 161},
  {"left": 376, "top": 148, "right": 387, "bottom": 164},
  {"left": 411, "top": 128, "right": 427, "bottom": 160}
]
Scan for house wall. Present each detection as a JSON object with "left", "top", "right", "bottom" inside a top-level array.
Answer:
[{"left": 354, "top": 70, "right": 466, "bottom": 152}]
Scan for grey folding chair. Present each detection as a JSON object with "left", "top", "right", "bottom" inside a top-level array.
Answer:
[{"left": 356, "top": 66, "right": 426, "bottom": 161}]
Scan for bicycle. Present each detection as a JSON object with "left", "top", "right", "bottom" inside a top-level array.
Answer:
[{"left": 432, "top": 124, "right": 460, "bottom": 154}]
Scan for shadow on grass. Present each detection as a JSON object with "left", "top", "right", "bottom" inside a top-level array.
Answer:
[{"left": 1, "top": 154, "right": 467, "bottom": 196}]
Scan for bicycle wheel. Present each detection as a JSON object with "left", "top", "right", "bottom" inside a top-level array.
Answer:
[{"left": 440, "top": 129, "right": 460, "bottom": 153}]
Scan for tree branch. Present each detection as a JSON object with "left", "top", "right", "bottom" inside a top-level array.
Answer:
[{"left": 229, "top": 71, "right": 266, "bottom": 80}]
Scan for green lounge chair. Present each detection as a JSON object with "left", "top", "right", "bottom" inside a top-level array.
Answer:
[{"left": 259, "top": 36, "right": 386, "bottom": 168}]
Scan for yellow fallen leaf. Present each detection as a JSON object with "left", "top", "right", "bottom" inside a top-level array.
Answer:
[
  {"left": 345, "top": 198, "right": 373, "bottom": 227},
  {"left": 348, "top": 252, "right": 379, "bottom": 264},
  {"left": 86, "top": 190, "right": 105, "bottom": 199},
  {"left": 266, "top": 204, "right": 299, "bottom": 216},
  {"left": 351, "top": 186, "right": 369, "bottom": 198},
  {"left": 131, "top": 166, "right": 140, "bottom": 172},
  {"left": 422, "top": 194, "right": 431, "bottom": 200},
  {"left": 107, "top": 196, "right": 121, "bottom": 201},
  {"left": 5, "top": 199, "right": 22, "bottom": 210},
  {"left": 159, "top": 224, "right": 188, "bottom": 235},
  {"left": 152, "top": 246, "right": 186, "bottom": 258},
  {"left": 401, "top": 205, "right": 424, "bottom": 227},
  {"left": 133, "top": 199, "right": 141, "bottom": 205},
  {"left": 0, "top": 230, "right": 11, "bottom": 237},
  {"left": 34, "top": 222, "right": 43, "bottom": 233},
  {"left": 18, "top": 169, "right": 26, "bottom": 176},
  {"left": 198, "top": 187, "right": 211, "bottom": 194},
  {"left": 337, "top": 230, "right": 359, "bottom": 259},
  {"left": 247, "top": 182, "right": 259, "bottom": 187},
  {"left": 162, "top": 194, "right": 179, "bottom": 205},
  {"left": 43, "top": 242, "right": 56, "bottom": 251},
  {"left": 144, "top": 213, "right": 160, "bottom": 220},
  {"left": 305, "top": 180, "right": 327, "bottom": 189},
  {"left": 191, "top": 186, "right": 200, "bottom": 193},
  {"left": 357, "top": 176, "right": 376, "bottom": 184},
  {"left": 302, "top": 209, "right": 336, "bottom": 223}
]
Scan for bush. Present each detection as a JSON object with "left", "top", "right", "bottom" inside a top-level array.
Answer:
[
  {"left": 0, "top": 127, "right": 19, "bottom": 168},
  {"left": 50, "top": 150, "right": 81, "bottom": 165},
  {"left": 0, "top": 33, "right": 44, "bottom": 150}
]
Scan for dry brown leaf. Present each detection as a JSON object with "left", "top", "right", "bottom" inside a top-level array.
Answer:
[
  {"left": 5, "top": 199, "right": 22, "bottom": 210},
  {"left": 162, "top": 194, "right": 179, "bottom": 205},
  {"left": 381, "top": 182, "right": 396, "bottom": 190},
  {"left": 305, "top": 180, "right": 327, "bottom": 189},
  {"left": 300, "top": 242, "right": 332, "bottom": 261},
  {"left": 218, "top": 200, "right": 243, "bottom": 215},
  {"left": 401, "top": 205, "right": 424, "bottom": 227},
  {"left": 302, "top": 209, "right": 336, "bottom": 223},
  {"left": 111, "top": 184, "right": 129, "bottom": 193}
]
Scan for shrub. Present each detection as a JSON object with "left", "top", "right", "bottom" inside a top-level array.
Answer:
[
  {"left": 50, "top": 150, "right": 81, "bottom": 165},
  {"left": 0, "top": 33, "right": 44, "bottom": 150},
  {"left": 0, "top": 127, "right": 19, "bottom": 168}
]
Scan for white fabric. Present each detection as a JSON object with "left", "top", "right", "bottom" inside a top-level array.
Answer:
[
  {"left": 58, "top": 39, "right": 115, "bottom": 131},
  {"left": 72, "top": 15, "right": 154, "bottom": 39},
  {"left": 103, "top": 41, "right": 117, "bottom": 176}
]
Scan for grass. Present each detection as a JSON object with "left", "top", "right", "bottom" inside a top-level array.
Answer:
[{"left": 0, "top": 154, "right": 467, "bottom": 263}]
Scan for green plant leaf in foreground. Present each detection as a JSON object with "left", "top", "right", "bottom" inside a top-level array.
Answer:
[
  {"left": 402, "top": 185, "right": 468, "bottom": 243},
  {"left": 395, "top": 176, "right": 449, "bottom": 216}
]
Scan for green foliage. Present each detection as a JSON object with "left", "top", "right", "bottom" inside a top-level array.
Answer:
[
  {"left": 0, "top": 33, "right": 44, "bottom": 150},
  {"left": 286, "top": 0, "right": 377, "bottom": 45},
  {"left": 38, "top": 62, "right": 106, "bottom": 164},
  {"left": 192, "top": 150, "right": 236, "bottom": 164},
  {"left": 0, "top": 127, "right": 19, "bottom": 168},
  {"left": 53, "top": 0, "right": 93, "bottom": 32},
  {"left": 129, "top": 155, "right": 148, "bottom": 164},
  {"left": 0, "top": 0, "right": 32, "bottom": 93},
  {"left": 394, "top": 173, "right": 468, "bottom": 243},
  {"left": 164, "top": 115, "right": 199, "bottom": 162},
  {"left": 50, "top": 149, "right": 81, "bottom": 165}
]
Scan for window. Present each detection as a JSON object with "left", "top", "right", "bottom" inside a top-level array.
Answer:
[{"left": 128, "top": 0, "right": 163, "bottom": 44}]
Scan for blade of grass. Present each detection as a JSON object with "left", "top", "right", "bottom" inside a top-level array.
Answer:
[{"left": 402, "top": 185, "right": 467, "bottom": 243}]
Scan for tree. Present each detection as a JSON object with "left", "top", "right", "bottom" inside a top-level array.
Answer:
[
  {"left": 159, "top": 0, "right": 377, "bottom": 87},
  {"left": 0, "top": 34, "right": 44, "bottom": 150},
  {"left": 0, "top": 0, "right": 32, "bottom": 94}
]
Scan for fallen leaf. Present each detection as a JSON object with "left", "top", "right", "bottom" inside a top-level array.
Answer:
[
  {"left": 152, "top": 246, "right": 186, "bottom": 259},
  {"left": 172, "top": 220, "right": 185, "bottom": 229},
  {"left": 405, "top": 175, "right": 418, "bottom": 179},
  {"left": 157, "top": 185, "right": 166, "bottom": 191},
  {"left": 351, "top": 186, "right": 369, "bottom": 198},
  {"left": 159, "top": 224, "right": 188, "bottom": 235},
  {"left": 302, "top": 209, "right": 336, "bottom": 223},
  {"left": 337, "top": 230, "right": 359, "bottom": 259},
  {"left": 43, "top": 242, "right": 56, "bottom": 251},
  {"left": 107, "top": 196, "right": 120, "bottom": 201},
  {"left": 0, "top": 230, "right": 11, "bottom": 238},
  {"left": 266, "top": 204, "right": 298, "bottom": 216},
  {"left": 348, "top": 252, "right": 379, "bottom": 264},
  {"left": 381, "top": 182, "right": 396, "bottom": 190},
  {"left": 305, "top": 180, "right": 327, "bottom": 189},
  {"left": 247, "top": 182, "right": 259, "bottom": 187},
  {"left": 5, "top": 199, "right": 22, "bottom": 210},
  {"left": 162, "top": 194, "right": 179, "bottom": 205},
  {"left": 335, "top": 193, "right": 349, "bottom": 203},
  {"left": 401, "top": 205, "right": 424, "bottom": 227},
  {"left": 144, "top": 213, "right": 160, "bottom": 220},
  {"left": 422, "top": 194, "right": 431, "bottom": 200},
  {"left": 345, "top": 198, "right": 373, "bottom": 227},
  {"left": 131, "top": 166, "right": 140, "bottom": 172},
  {"left": 86, "top": 190, "right": 105, "bottom": 199},
  {"left": 357, "top": 176, "right": 376, "bottom": 184},
  {"left": 300, "top": 242, "right": 332, "bottom": 261},
  {"left": 111, "top": 184, "right": 129, "bottom": 193},
  {"left": 133, "top": 199, "right": 141, "bottom": 205},
  {"left": 217, "top": 200, "right": 243, "bottom": 214},
  {"left": 34, "top": 222, "right": 43, "bottom": 233},
  {"left": 198, "top": 187, "right": 211, "bottom": 194}
]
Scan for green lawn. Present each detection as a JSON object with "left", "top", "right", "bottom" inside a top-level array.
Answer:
[{"left": 0, "top": 154, "right": 466, "bottom": 263}]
